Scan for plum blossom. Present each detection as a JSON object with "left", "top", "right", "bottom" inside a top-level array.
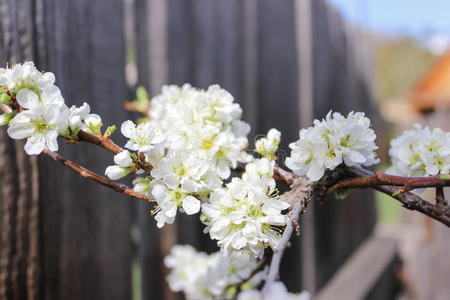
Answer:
[
  {"left": 286, "top": 111, "right": 379, "bottom": 181},
  {"left": 121, "top": 120, "right": 164, "bottom": 152},
  {"left": 147, "top": 150, "right": 221, "bottom": 228},
  {"left": 255, "top": 128, "right": 281, "bottom": 158},
  {"left": 147, "top": 84, "right": 251, "bottom": 179},
  {"left": 0, "top": 62, "right": 106, "bottom": 154},
  {"left": 165, "top": 245, "right": 262, "bottom": 300},
  {"left": 6, "top": 88, "right": 67, "bottom": 155},
  {"left": 387, "top": 125, "right": 450, "bottom": 177},
  {"left": 202, "top": 159, "right": 289, "bottom": 258},
  {"left": 0, "top": 62, "right": 59, "bottom": 96}
]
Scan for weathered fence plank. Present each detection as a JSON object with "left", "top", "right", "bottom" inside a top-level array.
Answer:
[
  {"left": 311, "top": 0, "right": 377, "bottom": 291},
  {"left": 36, "top": 0, "right": 133, "bottom": 299},
  {"left": 0, "top": 1, "right": 40, "bottom": 300}
]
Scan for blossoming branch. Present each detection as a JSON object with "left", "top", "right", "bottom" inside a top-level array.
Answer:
[{"left": 0, "top": 62, "right": 449, "bottom": 299}]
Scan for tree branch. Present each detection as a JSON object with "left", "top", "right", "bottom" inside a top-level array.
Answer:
[
  {"left": 346, "top": 166, "right": 450, "bottom": 227},
  {"left": 261, "top": 176, "right": 312, "bottom": 295},
  {"left": 76, "top": 130, "right": 153, "bottom": 173},
  {"left": 330, "top": 171, "right": 450, "bottom": 194},
  {"left": 43, "top": 149, "right": 150, "bottom": 201}
]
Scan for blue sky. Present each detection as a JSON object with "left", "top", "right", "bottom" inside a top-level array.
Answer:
[{"left": 327, "top": 0, "right": 450, "bottom": 35}]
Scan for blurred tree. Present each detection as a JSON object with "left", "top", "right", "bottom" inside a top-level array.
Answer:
[{"left": 375, "top": 36, "right": 436, "bottom": 102}]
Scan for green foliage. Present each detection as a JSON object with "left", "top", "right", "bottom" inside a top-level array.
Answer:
[
  {"left": 133, "top": 86, "right": 150, "bottom": 112},
  {"left": 0, "top": 92, "right": 11, "bottom": 105},
  {"left": 104, "top": 125, "right": 117, "bottom": 138}
]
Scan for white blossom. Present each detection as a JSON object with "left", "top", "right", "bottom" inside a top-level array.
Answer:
[
  {"left": 7, "top": 100, "right": 66, "bottom": 155},
  {"left": 121, "top": 120, "right": 164, "bottom": 152},
  {"left": 67, "top": 102, "right": 90, "bottom": 133},
  {"left": 387, "top": 124, "right": 450, "bottom": 177},
  {"left": 202, "top": 159, "right": 289, "bottom": 258},
  {"left": 286, "top": 111, "right": 379, "bottom": 181},
  {"left": 147, "top": 84, "right": 251, "bottom": 179},
  {"left": 255, "top": 128, "right": 281, "bottom": 158},
  {"left": 237, "top": 282, "right": 310, "bottom": 300},
  {"left": 148, "top": 150, "right": 223, "bottom": 228},
  {"left": 165, "top": 245, "right": 262, "bottom": 300},
  {"left": 0, "top": 62, "right": 59, "bottom": 97}
]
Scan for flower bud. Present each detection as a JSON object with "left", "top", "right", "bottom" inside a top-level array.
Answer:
[
  {"left": 69, "top": 115, "right": 83, "bottom": 132},
  {"left": 84, "top": 114, "right": 102, "bottom": 135},
  {"left": 105, "top": 165, "right": 129, "bottom": 180},
  {"left": 255, "top": 128, "right": 281, "bottom": 158},
  {"left": 114, "top": 150, "right": 133, "bottom": 168}
]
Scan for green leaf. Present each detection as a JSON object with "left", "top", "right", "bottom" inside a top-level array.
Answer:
[
  {"left": 0, "top": 93, "right": 11, "bottom": 105},
  {"left": 440, "top": 174, "right": 450, "bottom": 180},
  {"left": 104, "top": 125, "right": 117, "bottom": 138},
  {"left": 136, "top": 86, "right": 149, "bottom": 102}
]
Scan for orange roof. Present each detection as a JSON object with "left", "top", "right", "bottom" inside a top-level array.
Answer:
[{"left": 409, "top": 51, "right": 450, "bottom": 112}]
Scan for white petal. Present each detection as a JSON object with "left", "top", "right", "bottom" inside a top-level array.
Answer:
[
  {"left": 151, "top": 183, "right": 168, "bottom": 200},
  {"left": 216, "top": 160, "right": 231, "bottom": 179},
  {"left": 306, "top": 160, "right": 325, "bottom": 181},
  {"left": 7, "top": 122, "right": 34, "bottom": 139},
  {"left": 182, "top": 196, "right": 200, "bottom": 215},
  {"left": 45, "top": 130, "right": 59, "bottom": 152},
  {"left": 15, "top": 88, "right": 39, "bottom": 109},
  {"left": 120, "top": 120, "right": 135, "bottom": 138},
  {"left": 24, "top": 134, "right": 46, "bottom": 155},
  {"left": 164, "top": 174, "right": 179, "bottom": 189},
  {"left": 164, "top": 202, "right": 178, "bottom": 218}
]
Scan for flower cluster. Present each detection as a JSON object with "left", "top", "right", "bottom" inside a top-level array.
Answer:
[
  {"left": 147, "top": 84, "right": 251, "bottom": 179},
  {"left": 387, "top": 124, "right": 450, "bottom": 177},
  {"left": 238, "top": 282, "right": 310, "bottom": 300},
  {"left": 110, "top": 84, "right": 253, "bottom": 227},
  {"left": 165, "top": 244, "right": 263, "bottom": 300},
  {"left": 0, "top": 62, "right": 103, "bottom": 155},
  {"left": 286, "top": 111, "right": 379, "bottom": 181},
  {"left": 202, "top": 158, "right": 289, "bottom": 258}
]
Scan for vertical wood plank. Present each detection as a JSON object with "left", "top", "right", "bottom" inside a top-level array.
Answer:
[
  {"left": 257, "top": 0, "right": 303, "bottom": 292},
  {"left": 0, "top": 1, "right": 40, "bottom": 300},
  {"left": 134, "top": 0, "right": 174, "bottom": 299},
  {"left": 311, "top": 0, "right": 377, "bottom": 290},
  {"left": 36, "top": 0, "right": 133, "bottom": 299},
  {"left": 295, "top": 0, "right": 317, "bottom": 294}
]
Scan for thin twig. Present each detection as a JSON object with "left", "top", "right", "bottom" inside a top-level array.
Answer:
[
  {"left": 236, "top": 250, "right": 273, "bottom": 291},
  {"left": 77, "top": 130, "right": 153, "bottom": 173},
  {"left": 43, "top": 149, "right": 150, "bottom": 201}
]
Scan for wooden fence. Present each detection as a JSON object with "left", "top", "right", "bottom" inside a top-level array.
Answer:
[{"left": 0, "top": 0, "right": 395, "bottom": 299}]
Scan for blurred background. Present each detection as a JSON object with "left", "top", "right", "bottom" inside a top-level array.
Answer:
[{"left": 0, "top": 0, "right": 449, "bottom": 299}]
